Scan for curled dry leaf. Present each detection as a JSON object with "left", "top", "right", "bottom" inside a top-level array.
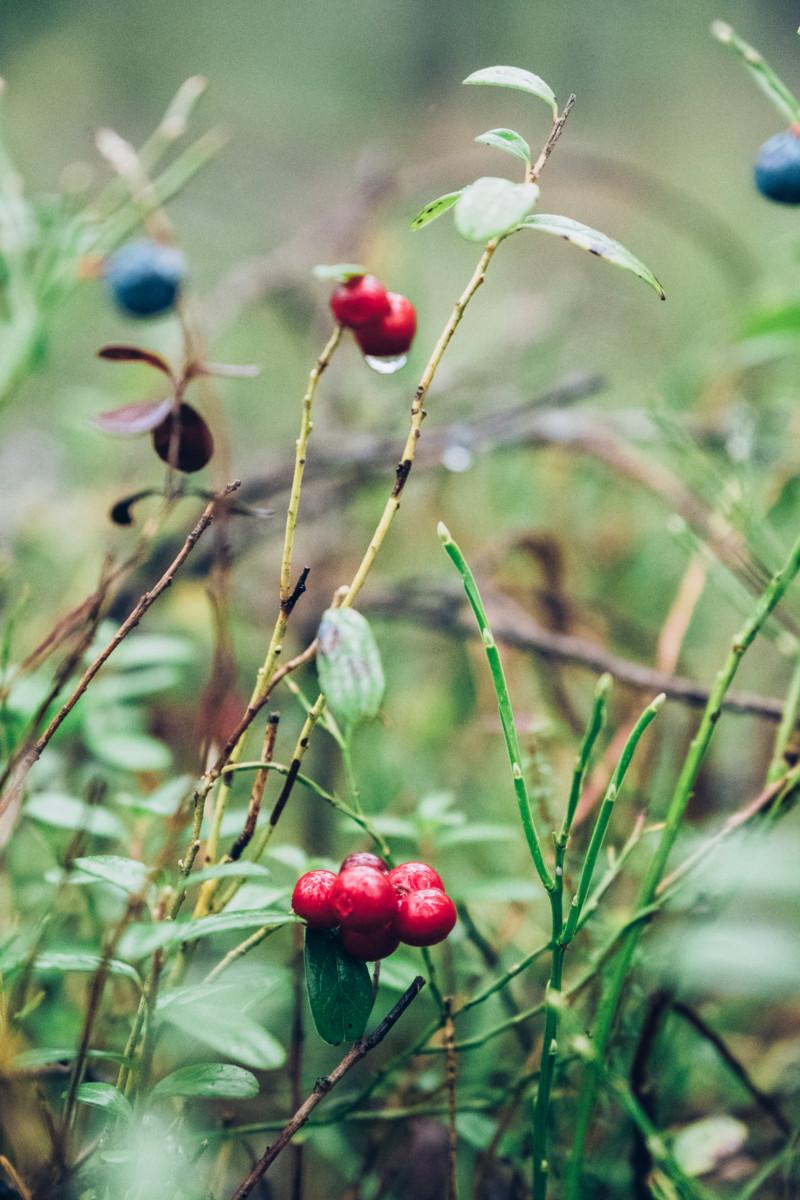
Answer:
[
  {"left": 97, "top": 344, "right": 175, "bottom": 378},
  {"left": 93, "top": 395, "right": 174, "bottom": 436}
]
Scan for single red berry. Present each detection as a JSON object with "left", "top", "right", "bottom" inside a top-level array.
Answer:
[
  {"left": 340, "top": 852, "right": 389, "bottom": 874},
  {"left": 331, "top": 866, "right": 397, "bottom": 931},
  {"left": 395, "top": 888, "right": 457, "bottom": 947},
  {"left": 341, "top": 922, "right": 400, "bottom": 962},
  {"left": 329, "top": 274, "right": 391, "bottom": 328},
  {"left": 355, "top": 292, "right": 416, "bottom": 358},
  {"left": 291, "top": 870, "right": 338, "bottom": 928},
  {"left": 388, "top": 862, "right": 444, "bottom": 896}
]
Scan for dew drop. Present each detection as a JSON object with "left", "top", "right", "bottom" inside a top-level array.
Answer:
[{"left": 363, "top": 353, "right": 408, "bottom": 375}]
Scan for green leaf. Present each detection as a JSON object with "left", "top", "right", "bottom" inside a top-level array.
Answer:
[
  {"left": 119, "top": 909, "right": 293, "bottom": 960},
  {"left": 88, "top": 731, "right": 172, "bottom": 773},
  {"left": 150, "top": 1062, "right": 259, "bottom": 1100},
  {"left": 316, "top": 607, "right": 385, "bottom": 729},
  {"left": 312, "top": 262, "right": 366, "bottom": 282},
  {"left": 454, "top": 177, "right": 539, "bottom": 243},
  {"left": 475, "top": 128, "right": 531, "bottom": 166},
  {"left": 33, "top": 951, "right": 142, "bottom": 987},
  {"left": 304, "top": 928, "right": 373, "bottom": 1045},
  {"left": 72, "top": 855, "right": 148, "bottom": 894},
  {"left": 76, "top": 1082, "right": 133, "bottom": 1121},
  {"left": 712, "top": 21, "right": 800, "bottom": 124},
  {"left": 520, "top": 213, "right": 665, "bottom": 299},
  {"left": 438, "top": 822, "right": 517, "bottom": 847},
  {"left": 463, "top": 66, "right": 558, "bottom": 118},
  {"left": 108, "top": 632, "right": 194, "bottom": 669},
  {"left": 185, "top": 861, "right": 271, "bottom": 886},
  {"left": 118, "top": 774, "right": 191, "bottom": 816},
  {"left": 24, "top": 792, "right": 126, "bottom": 839},
  {"left": 410, "top": 190, "right": 463, "bottom": 231},
  {"left": 158, "top": 988, "right": 286, "bottom": 1070},
  {"left": 13, "top": 1046, "right": 127, "bottom": 1069}
]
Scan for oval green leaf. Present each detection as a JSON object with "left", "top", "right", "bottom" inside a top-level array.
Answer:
[
  {"left": 150, "top": 1062, "right": 259, "bottom": 1100},
  {"left": 454, "top": 177, "right": 539, "bottom": 243},
  {"left": 304, "top": 928, "right": 373, "bottom": 1045},
  {"left": 24, "top": 792, "right": 126, "bottom": 840},
  {"left": 185, "top": 861, "right": 271, "bottom": 886},
  {"left": 119, "top": 909, "right": 293, "bottom": 960},
  {"left": 520, "top": 213, "right": 665, "bottom": 299},
  {"left": 72, "top": 855, "right": 148, "bottom": 894},
  {"left": 316, "top": 607, "right": 385, "bottom": 729},
  {"left": 463, "top": 66, "right": 558, "bottom": 118},
  {"left": 158, "top": 993, "right": 286, "bottom": 1071},
  {"left": 410, "top": 190, "right": 463, "bottom": 231},
  {"left": 33, "top": 951, "right": 142, "bottom": 988},
  {"left": 475, "top": 128, "right": 531, "bottom": 166},
  {"left": 77, "top": 1082, "right": 133, "bottom": 1121}
]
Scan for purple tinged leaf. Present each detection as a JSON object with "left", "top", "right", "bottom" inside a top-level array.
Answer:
[
  {"left": 92, "top": 395, "right": 174, "bottom": 436},
  {"left": 97, "top": 344, "right": 175, "bottom": 378}
]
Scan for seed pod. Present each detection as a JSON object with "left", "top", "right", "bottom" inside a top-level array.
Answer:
[{"left": 316, "top": 606, "right": 385, "bottom": 729}]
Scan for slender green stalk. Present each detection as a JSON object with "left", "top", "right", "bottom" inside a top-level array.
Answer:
[
  {"left": 560, "top": 693, "right": 664, "bottom": 946},
  {"left": 566, "top": 527, "right": 800, "bottom": 1199},
  {"left": 438, "top": 523, "right": 553, "bottom": 891},
  {"left": 712, "top": 20, "right": 800, "bottom": 123},
  {"left": 768, "top": 648, "right": 800, "bottom": 782}
]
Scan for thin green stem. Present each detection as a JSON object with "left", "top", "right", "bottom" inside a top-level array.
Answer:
[
  {"left": 566, "top": 527, "right": 800, "bottom": 1199},
  {"left": 768, "top": 648, "right": 800, "bottom": 782},
  {"left": 438, "top": 523, "right": 553, "bottom": 891}
]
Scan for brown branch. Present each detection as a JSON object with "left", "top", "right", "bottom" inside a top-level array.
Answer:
[
  {"left": 0, "top": 483, "right": 240, "bottom": 827},
  {"left": 365, "top": 584, "right": 787, "bottom": 722},
  {"left": 444, "top": 997, "right": 458, "bottom": 1200},
  {"left": 228, "top": 977, "right": 426, "bottom": 1200},
  {"left": 228, "top": 713, "right": 280, "bottom": 862},
  {"left": 671, "top": 1001, "right": 791, "bottom": 1136},
  {"left": 529, "top": 94, "right": 576, "bottom": 182}
]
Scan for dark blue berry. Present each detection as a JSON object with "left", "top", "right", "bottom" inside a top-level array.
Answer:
[
  {"left": 754, "top": 129, "right": 800, "bottom": 205},
  {"left": 105, "top": 239, "right": 186, "bottom": 317}
]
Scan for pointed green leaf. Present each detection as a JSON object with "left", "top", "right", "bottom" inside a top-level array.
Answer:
[
  {"left": 463, "top": 66, "right": 558, "bottom": 118},
  {"left": 520, "top": 213, "right": 665, "bottom": 299},
  {"left": 316, "top": 607, "right": 385, "bottom": 728},
  {"left": 24, "top": 792, "right": 126, "bottom": 840},
  {"left": 475, "top": 128, "right": 531, "bottom": 166},
  {"left": 150, "top": 1062, "right": 259, "bottom": 1100},
  {"left": 76, "top": 1082, "right": 133, "bottom": 1121},
  {"left": 454, "top": 177, "right": 539, "bottom": 243},
  {"left": 72, "top": 855, "right": 148, "bottom": 894},
  {"left": 33, "top": 951, "right": 142, "bottom": 988},
  {"left": 712, "top": 21, "right": 800, "bottom": 124},
  {"left": 119, "top": 909, "right": 294, "bottom": 960},
  {"left": 185, "top": 861, "right": 271, "bottom": 886},
  {"left": 304, "top": 928, "right": 373, "bottom": 1045},
  {"left": 410, "top": 190, "right": 463, "bottom": 231},
  {"left": 158, "top": 990, "right": 286, "bottom": 1070}
]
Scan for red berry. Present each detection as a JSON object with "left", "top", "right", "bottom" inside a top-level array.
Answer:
[
  {"left": 388, "top": 862, "right": 444, "bottom": 896},
  {"left": 331, "top": 866, "right": 397, "bottom": 931},
  {"left": 340, "top": 852, "right": 389, "bottom": 874},
  {"left": 329, "top": 274, "right": 391, "bottom": 328},
  {"left": 395, "top": 889, "right": 457, "bottom": 947},
  {"left": 291, "top": 870, "right": 338, "bottom": 928},
  {"left": 355, "top": 292, "right": 416, "bottom": 358},
  {"left": 341, "top": 923, "right": 400, "bottom": 962}
]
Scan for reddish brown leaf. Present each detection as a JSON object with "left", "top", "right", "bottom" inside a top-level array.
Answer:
[
  {"left": 151, "top": 402, "right": 214, "bottom": 473},
  {"left": 92, "top": 395, "right": 175, "bottom": 436},
  {"left": 97, "top": 344, "right": 175, "bottom": 378}
]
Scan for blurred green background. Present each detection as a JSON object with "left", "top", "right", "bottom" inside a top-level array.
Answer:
[{"left": 3, "top": 3, "right": 800, "bottom": 1194}]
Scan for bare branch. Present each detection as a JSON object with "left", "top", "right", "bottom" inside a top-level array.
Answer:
[{"left": 228, "top": 977, "right": 426, "bottom": 1199}]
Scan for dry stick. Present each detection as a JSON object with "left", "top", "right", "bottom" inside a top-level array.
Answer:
[
  {"left": 670, "top": 1000, "right": 791, "bottom": 1136},
  {"left": 228, "top": 713, "right": 280, "bottom": 862},
  {"left": 0, "top": 483, "right": 239, "bottom": 823},
  {"left": 228, "top": 977, "right": 426, "bottom": 1200},
  {"left": 192, "top": 326, "right": 343, "bottom": 918},
  {"left": 444, "top": 998, "right": 458, "bottom": 1200},
  {"left": 289, "top": 924, "right": 305, "bottom": 1200},
  {"left": 367, "top": 584, "right": 787, "bottom": 722}
]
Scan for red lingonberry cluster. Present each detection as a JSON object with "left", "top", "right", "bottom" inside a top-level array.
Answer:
[
  {"left": 329, "top": 274, "right": 416, "bottom": 358},
  {"left": 291, "top": 854, "right": 456, "bottom": 960}
]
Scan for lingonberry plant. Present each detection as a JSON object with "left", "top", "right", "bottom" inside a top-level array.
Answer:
[{"left": 1, "top": 21, "right": 800, "bottom": 1200}]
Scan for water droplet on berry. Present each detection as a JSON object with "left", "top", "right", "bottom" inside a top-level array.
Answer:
[{"left": 363, "top": 353, "right": 408, "bottom": 375}]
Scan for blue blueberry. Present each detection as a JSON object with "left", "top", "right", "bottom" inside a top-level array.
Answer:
[
  {"left": 754, "top": 129, "right": 800, "bottom": 204},
  {"left": 105, "top": 238, "right": 187, "bottom": 317}
]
